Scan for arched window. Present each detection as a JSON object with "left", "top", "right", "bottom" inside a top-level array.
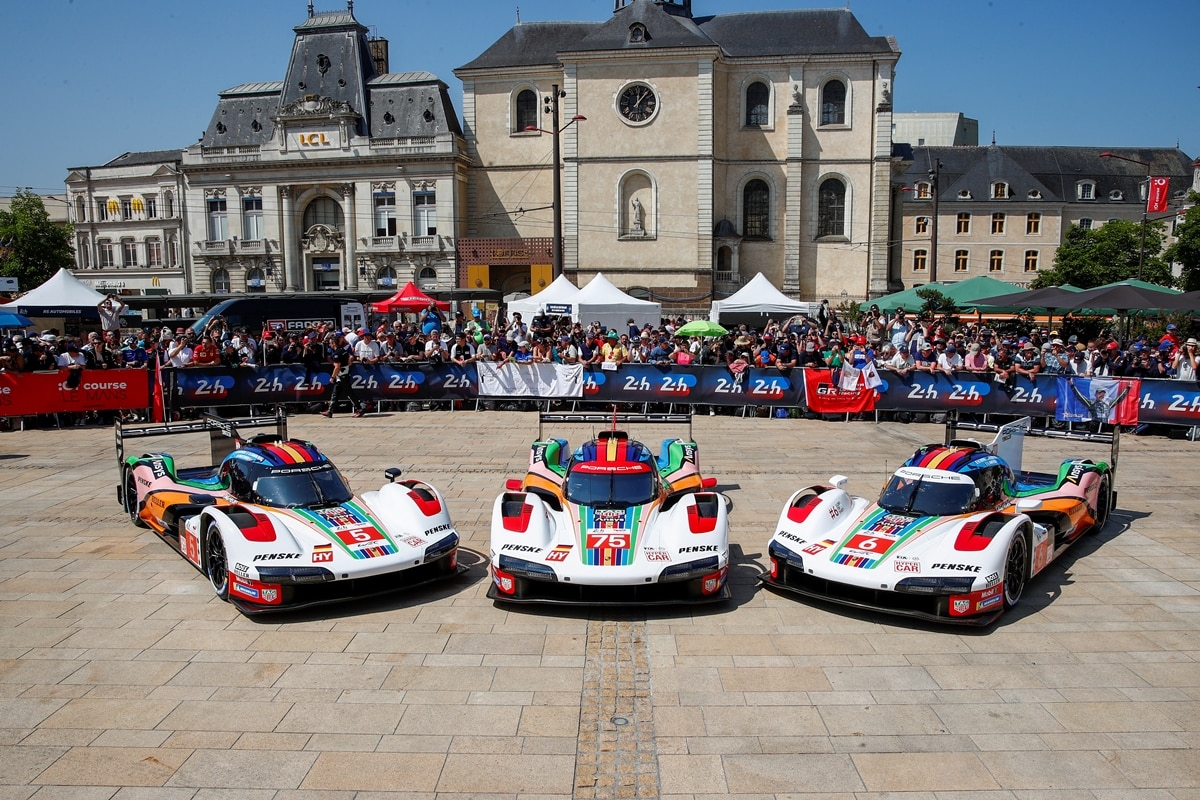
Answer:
[
  {"left": 742, "top": 180, "right": 770, "bottom": 239},
  {"left": 377, "top": 265, "right": 397, "bottom": 288},
  {"left": 418, "top": 267, "right": 438, "bottom": 286},
  {"left": 302, "top": 196, "right": 344, "bottom": 231},
  {"left": 745, "top": 81, "right": 770, "bottom": 127},
  {"left": 246, "top": 267, "right": 266, "bottom": 292},
  {"left": 817, "top": 178, "right": 846, "bottom": 237},
  {"left": 820, "top": 79, "right": 846, "bottom": 125},
  {"left": 212, "top": 267, "right": 231, "bottom": 294},
  {"left": 515, "top": 89, "right": 539, "bottom": 133},
  {"left": 75, "top": 196, "right": 86, "bottom": 223}
]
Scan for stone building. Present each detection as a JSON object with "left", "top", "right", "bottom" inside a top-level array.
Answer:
[
  {"left": 896, "top": 145, "right": 1198, "bottom": 286},
  {"left": 455, "top": 0, "right": 900, "bottom": 306}
]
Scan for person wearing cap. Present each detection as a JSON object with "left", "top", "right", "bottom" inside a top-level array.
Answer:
[
  {"left": 552, "top": 334, "right": 579, "bottom": 364},
  {"left": 449, "top": 331, "right": 477, "bottom": 365},
  {"left": 884, "top": 341, "right": 915, "bottom": 379},
  {"left": 354, "top": 329, "right": 383, "bottom": 365},
  {"left": 1012, "top": 340, "right": 1042, "bottom": 380},
  {"left": 601, "top": 330, "right": 629, "bottom": 364},
  {"left": 1068, "top": 342, "right": 1092, "bottom": 377},
  {"left": 510, "top": 340, "right": 534, "bottom": 364},
  {"left": 936, "top": 342, "right": 963, "bottom": 376},
  {"left": 420, "top": 300, "right": 445, "bottom": 337},
  {"left": 913, "top": 341, "right": 938, "bottom": 373},
  {"left": 1159, "top": 323, "right": 1181, "bottom": 350},
  {"left": 321, "top": 331, "right": 366, "bottom": 418},
  {"left": 963, "top": 341, "right": 991, "bottom": 374},
  {"left": 1040, "top": 339, "right": 1068, "bottom": 375},
  {"left": 1173, "top": 337, "right": 1199, "bottom": 381}
]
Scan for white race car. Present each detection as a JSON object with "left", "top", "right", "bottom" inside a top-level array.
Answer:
[
  {"left": 117, "top": 411, "right": 463, "bottom": 614},
  {"left": 763, "top": 416, "right": 1116, "bottom": 625},
  {"left": 488, "top": 412, "right": 730, "bottom": 604}
]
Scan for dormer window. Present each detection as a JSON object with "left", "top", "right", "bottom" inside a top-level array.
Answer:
[
  {"left": 1028, "top": 189, "right": 1042, "bottom": 200},
  {"left": 957, "top": 190, "right": 973, "bottom": 200},
  {"left": 991, "top": 181, "right": 1009, "bottom": 199},
  {"left": 629, "top": 23, "right": 648, "bottom": 43},
  {"left": 914, "top": 181, "right": 932, "bottom": 200},
  {"left": 1077, "top": 180, "right": 1096, "bottom": 201},
  {"left": 1109, "top": 189, "right": 1123, "bottom": 201}
]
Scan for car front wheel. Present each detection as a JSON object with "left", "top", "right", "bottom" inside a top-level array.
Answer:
[
  {"left": 1093, "top": 473, "right": 1112, "bottom": 532},
  {"left": 124, "top": 468, "right": 147, "bottom": 527},
  {"left": 205, "top": 522, "right": 230, "bottom": 600},
  {"left": 1002, "top": 530, "right": 1028, "bottom": 610}
]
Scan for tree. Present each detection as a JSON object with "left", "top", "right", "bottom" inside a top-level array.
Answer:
[
  {"left": 1164, "top": 192, "right": 1200, "bottom": 291},
  {"left": 1030, "top": 218, "right": 1171, "bottom": 290},
  {"left": 0, "top": 189, "right": 75, "bottom": 292}
]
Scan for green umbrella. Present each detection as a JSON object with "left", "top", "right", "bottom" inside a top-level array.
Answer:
[{"left": 675, "top": 320, "right": 728, "bottom": 337}]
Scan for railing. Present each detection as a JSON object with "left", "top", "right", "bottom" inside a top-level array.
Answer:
[
  {"left": 368, "top": 136, "right": 443, "bottom": 154},
  {"left": 236, "top": 239, "right": 266, "bottom": 254},
  {"left": 199, "top": 146, "right": 262, "bottom": 164},
  {"left": 197, "top": 240, "right": 230, "bottom": 255},
  {"left": 367, "top": 236, "right": 398, "bottom": 250},
  {"left": 406, "top": 234, "right": 446, "bottom": 252}
]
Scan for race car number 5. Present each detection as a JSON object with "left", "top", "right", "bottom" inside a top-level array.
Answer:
[
  {"left": 587, "top": 532, "right": 630, "bottom": 550},
  {"left": 336, "top": 527, "right": 383, "bottom": 545}
]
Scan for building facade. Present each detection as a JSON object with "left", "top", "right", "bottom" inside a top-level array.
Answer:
[
  {"left": 64, "top": 4, "right": 469, "bottom": 304},
  {"left": 182, "top": 7, "right": 468, "bottom": 298},
  {"left": 64, "top": 151, "right": 189, "bottom": 295},
  {"left": 892, "top": 112, "right": 978, "bottom": 148},
  {"left": 455, "top": 0, "right": 900, "bottom": 305},
  {"left": 896, "top": 145, "right": 1198, "bottom": 287}
]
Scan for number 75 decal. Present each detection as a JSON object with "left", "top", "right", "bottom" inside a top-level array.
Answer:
[{"left": 587, "top": 532, "right": 630, "bottom": 549}]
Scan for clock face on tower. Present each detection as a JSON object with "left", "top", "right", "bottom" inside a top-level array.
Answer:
[{"left": 618, "top": 83, "right": 657, "bottom": 123}]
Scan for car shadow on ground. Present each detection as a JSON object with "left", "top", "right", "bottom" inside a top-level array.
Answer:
[
  {"left": 244, "top": 547, "right": 490, "bottom": 624},
  {"left": 757, "top": 508, "right": 1146, "bottom": 635}
]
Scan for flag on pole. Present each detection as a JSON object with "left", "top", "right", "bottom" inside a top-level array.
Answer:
[
  {"left": 151, "top": 358, "right": 165, "bottom": 423},
  {"left": 1147, "top": 177, "right": 1170, "bottom": 214}
]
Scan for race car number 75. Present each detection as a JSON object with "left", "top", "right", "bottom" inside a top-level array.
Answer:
[{"left": 587, "top": 532, "right": 630, "bottom": 550}]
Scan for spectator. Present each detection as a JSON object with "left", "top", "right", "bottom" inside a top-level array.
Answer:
[
  {"left": 1174, "top": 338, "right": 1199, "bottom": 381},
  {"left": 420, "top": 301, "right": 445, "bottom": 337},
  {"left": 1012, "top": 341, "right": 1041, "bottom": 379},
  {"left": 260, "top": 332, "right": 283, "bottom": 365},
  {"left": 450, "top": 332, "right": 477, "bottom": 365},
  {"left": 1042, "top": 339, "right": 1069, "bottom": 375},
  {"left": 962, "top": 342, "right": 991, "bottom": 373},
  {"left": 936, "top": 343, "right": 963, "bottom": 376},
  {"left": 886, "top": 342, "right": 916, "bottom": 379},
  {"left": 913, "top": 342, "right": 938, "bottom": 372},
  {"left": 190, "top": 333, "right": 221, "bottom": 367},
  {"left": 166, "top": 334, "right": 194, "bottom": 368},
  {"left": 353, "top": 330, "right": 383, "bottom": 365},
  {"left": 601, "top": 331, "right": 629, "bottom": 364},
  {"left": 511, "top": 341, "right": 534, "bottom": 363},
  {"left": 97, "top": 294, "right": 128, "bottom": 335}
]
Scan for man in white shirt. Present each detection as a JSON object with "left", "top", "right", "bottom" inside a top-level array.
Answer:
[
  {"left": 166, "top": 335, "right": 194, "bottom": 368},
  {"left": 97, "top": 294, "right": 128, "bottom": 334},
  {"left": 936, "top": 343, "right": 963, "bottom": 376},
  {"left": 353, "top": 330, "right": 383, "bottom": 364},
  {"left": 885, "top": 343, "right": 916, "bottom": 379}
]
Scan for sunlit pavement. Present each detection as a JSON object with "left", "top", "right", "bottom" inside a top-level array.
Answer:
[{"left": 0, "top": 411, "right": 1197, "bottom": 798}]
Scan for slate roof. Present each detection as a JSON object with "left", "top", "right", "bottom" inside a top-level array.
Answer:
[
  {"left": 457, "top": 2, "right": 895, "bottom": 71},
  {"left": 901, "top": 146, "right": 1196, "bottom": 207},
  {"left": 102, "top": 149, "right": 185, "bottom": 168},
  {"left": 199, "top": 9, "right": 462, "bottom": 147}
]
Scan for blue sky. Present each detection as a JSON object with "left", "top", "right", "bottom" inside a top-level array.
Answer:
[{"left": 2, "top": 0, "right": 1197, "bottom": 196}]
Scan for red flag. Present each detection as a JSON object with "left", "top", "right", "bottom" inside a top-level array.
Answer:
[
  {"left": 1147, "top": 177, "right": 1169, "bottom": 214},
  {"left": 803, "top": 368, "right": 877, "bottom": 414},
  {"left": 151, "top": 357, "right": 165, "bottom": 423},
  {"left": 1112, "top": 378, "right": 1141, "bottom": 426}
]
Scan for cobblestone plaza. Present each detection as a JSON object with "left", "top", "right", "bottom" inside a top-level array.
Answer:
[{"left": 0, "top": 412, "right": 1197, "bottom": 798}]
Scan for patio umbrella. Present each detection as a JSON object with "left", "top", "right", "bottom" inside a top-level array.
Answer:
[
  {"left": 1060, "top": 282, "right": 1183, "bottom": 314},
  {"left": 674, "top": 320, "right": 728, "bottom": 337},
  {"left": 971, "top": 285, "right": 1083, "bottom": 310},
  {"left": 0, "top": 310, "right": 35, "bottom": 328}
]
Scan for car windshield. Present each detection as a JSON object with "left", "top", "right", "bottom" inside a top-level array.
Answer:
[
  {"left": 878, "top": 473, "right": 977, "bottom": 517},
  {"left": 251, "top": 464, "right": 353, "bottom": 509},
  {"left": 565, "top": 467, "right": 656, "bottom": 508}
]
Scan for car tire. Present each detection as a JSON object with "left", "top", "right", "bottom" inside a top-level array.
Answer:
[
  {"left": 124, "top": 468, "right": 147, "bottom": 528},
  {"left": 1093, "top": 473, "right": 1112, "bottom": 532},
  {"left": 205, "top": 522, "right": 230, "bottom": 600},
  {"left": 1002, "top": 529, "right": 1029, "bottom": 610}
]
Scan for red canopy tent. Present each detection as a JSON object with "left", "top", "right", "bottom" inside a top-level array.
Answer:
[{"left": 370, "top": 282, "right": 449, "bottom": 313}]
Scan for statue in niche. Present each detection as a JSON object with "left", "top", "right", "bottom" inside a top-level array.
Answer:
[{"left": 631, "top": 197, "right": 645, "bottom": 234}]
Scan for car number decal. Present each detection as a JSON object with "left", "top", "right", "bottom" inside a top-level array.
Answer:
[
  {"left": 832, "top": 509, "right": 934, "bottom": 569},
  {"left": 581, "top": 506, "right": 640, "bottom": 566}
]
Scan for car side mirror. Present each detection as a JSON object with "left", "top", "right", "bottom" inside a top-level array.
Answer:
[
  {"left": 701, "top": 477, "right": 718, "bottom": 490},
  {"left": 1016, "top": 497, "right": 1041, "bottom": 512},
  {"left": 505, "top": 478, "right": 523, "bottom": 491},
  {"left": 384, "top": 467, "right": 402, "bottom": 483},
  {"left": 830, "top": 475, "right": 849, "bottom": 490}
]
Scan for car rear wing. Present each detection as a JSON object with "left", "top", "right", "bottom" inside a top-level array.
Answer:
[
  {"left": 944, "top": 410, "right": 1119, "bottom": 477},
  {"left": 538, "top": 409, "right": 692, "bottom": 442},
  {"left": 115, "top": 407, "right": 288, "bottom": 472}
]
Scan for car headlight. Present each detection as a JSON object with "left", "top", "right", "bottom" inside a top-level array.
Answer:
[
  {"left": 658, "top": 556, "right": 720, "bottom": 583},
  {"left": 255, "top": 566, "right": 335, "bottom": 584},
  {"left": 768, "top": 541, "right": 804, "bottom": 571},
  {"left": 497, "top": 554, "right": 558, "bottom": 582},
  {"left": 894, "top": 576, "right": 976, "bottom": 595},
  {"left": 424, "top": 532, "right": 458, "bottom": 562}
]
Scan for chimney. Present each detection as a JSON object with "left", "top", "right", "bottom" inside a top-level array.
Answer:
[{"left": 368, "top": 37, "right": 389, "bottom": 76}]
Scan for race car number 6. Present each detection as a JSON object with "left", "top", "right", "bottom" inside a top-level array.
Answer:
[{"left": 853, "top": 536, "right": 880, "bottom": 550}]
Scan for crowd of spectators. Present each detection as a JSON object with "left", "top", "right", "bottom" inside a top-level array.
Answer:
[{"left": 2, "top": 296, "right": 1197, "bottom": 426}]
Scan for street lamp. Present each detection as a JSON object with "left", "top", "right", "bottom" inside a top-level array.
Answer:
[
  {"left": 1099, "top": 151, "right": 1151, "bottom": 280},
  {"left": 525, "top": 84, "right": 585, "bottom": 279}
]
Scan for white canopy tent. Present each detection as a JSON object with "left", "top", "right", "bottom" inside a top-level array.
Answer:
[
  {"left": 5, "top": 268, "right": 109, "bottom": 319},
  {"left": 505, "top": 274, "right": 581, "bottom": 321},
  {"left": 574, "top": 273, "right": 661, "bottom": 331},
  {"left": 709, "top": 272, "right": 815, "bottom": 324}
]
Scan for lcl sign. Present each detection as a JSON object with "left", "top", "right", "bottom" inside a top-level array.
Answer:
[{"left": 297, "top": 132, "right": 333, "bottom": 147}]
